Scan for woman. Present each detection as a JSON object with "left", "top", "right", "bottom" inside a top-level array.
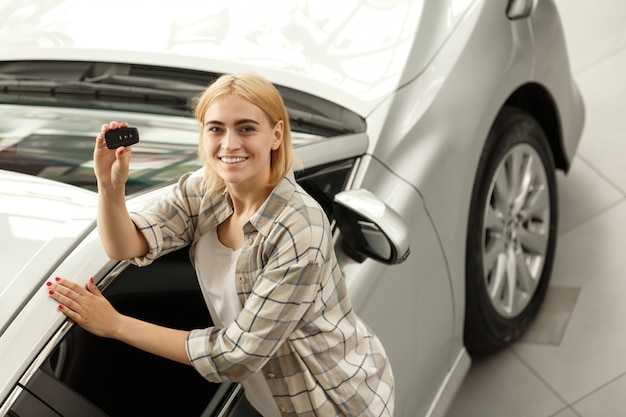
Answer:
[{"left": 47, "top": 73, "right": 395, "bottom": 416}]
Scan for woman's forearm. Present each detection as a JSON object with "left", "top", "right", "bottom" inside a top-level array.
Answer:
[
  {"left": 97, "top": 186, "right": 149, "bottom": 260},
  {"left": 114, "top": 315, "right": 191, "bottom": 365}
]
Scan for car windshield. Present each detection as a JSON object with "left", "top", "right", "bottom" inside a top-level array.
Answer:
[
  {"left": 0, "top": 61, "right": 365, "bottom": 193},
  {"left": 0, "top": 104, "right": 202, "bottom": 194}
]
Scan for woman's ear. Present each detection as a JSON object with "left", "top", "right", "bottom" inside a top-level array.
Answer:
[{"left": 272, "top": 120, "right": 284, "bottom": 150}]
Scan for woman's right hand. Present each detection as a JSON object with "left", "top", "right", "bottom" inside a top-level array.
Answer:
[{"left": 94, "top": 121, "right": 132, "bottom": 191}]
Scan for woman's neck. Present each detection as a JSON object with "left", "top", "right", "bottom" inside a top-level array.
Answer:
[{"left": 226, "top": 182, "right": 273, "bottom": 217}]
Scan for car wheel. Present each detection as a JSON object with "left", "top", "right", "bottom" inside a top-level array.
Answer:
[{"left": 464, "top": 106, "right": 557, "bottom": 355}]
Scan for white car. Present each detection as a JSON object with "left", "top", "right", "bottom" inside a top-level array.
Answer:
[{"left": 0, "top": 1, "right": 584, "bottom": 416}]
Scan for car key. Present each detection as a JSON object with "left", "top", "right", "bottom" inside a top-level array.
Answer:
[{"left": 104, "top": 127, "right": 140, "bottom": 149}]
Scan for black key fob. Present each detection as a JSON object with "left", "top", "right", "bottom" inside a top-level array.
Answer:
[{"left": 104, "top": 127, "right": 140, "bottom": 149}]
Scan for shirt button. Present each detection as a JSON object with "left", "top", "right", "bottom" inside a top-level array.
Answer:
[
  {"left": 246, "top": 238, "right": 254, "bottom": 246},
  {"left": 267, "top": 373, "right": 276, "bottom": 379},
  {"left": 279, "top": 406, "right": 287, "bottom": 413}
]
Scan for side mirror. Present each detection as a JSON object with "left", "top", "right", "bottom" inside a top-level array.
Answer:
[{"left": 333, "top": 189, "right": 410, "bottom": 264}]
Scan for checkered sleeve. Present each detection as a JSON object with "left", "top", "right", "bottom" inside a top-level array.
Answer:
[{"left": 128, "top": 171, "right": 203, "bottom": 266}]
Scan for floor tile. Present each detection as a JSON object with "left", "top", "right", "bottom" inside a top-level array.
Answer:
[
  {"left": 445, "top": 349, "right": 566, "bottom": 417},
  {"left": 556, "top": 157, "right": 623, "bottom": 233},
  {"left": 551, "top": 408, "right": 580, "bottom": 417},
  {"left": 551, "top": 200, "right": 626, "bottom": 288},
  {"left": 554, "top": 0, "right": 626, "bottom": 73},
  {"left": 573, "top": 373, "right": 626, "bottom": 416},
  {"left": 572, "top": 48, "right": 626, "bottom": 193},
  {"left": 518, "top": 286, "right": 580, "bottom": 346},
  {"left": 514, "top": 201, "right": 626, "bottom": 403}
]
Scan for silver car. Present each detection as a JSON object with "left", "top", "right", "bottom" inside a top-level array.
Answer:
[{"left": 0, "top": 0, "right": 584, "bottom": 416}]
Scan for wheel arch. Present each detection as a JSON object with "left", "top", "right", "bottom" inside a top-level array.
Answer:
[{"left": 503, "top": 82, "right": 570, "bottom": 173}]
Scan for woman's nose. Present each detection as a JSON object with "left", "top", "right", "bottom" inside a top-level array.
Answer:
[{"left": 221, "top": 130, "right": 241, "bottom": 150}]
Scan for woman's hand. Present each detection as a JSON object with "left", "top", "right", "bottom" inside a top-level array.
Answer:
[
  {"left": 92, "top": 121, "right": 149, "bottom": 260},
  {"left": 46, "top": 277, "right": 191, "bottom": 365},
  {"left": 47, "top": 277, "right": 122, "bottom": 339},
  {"left": 94, "top": 121, "right": 133, "bottom": 192}
]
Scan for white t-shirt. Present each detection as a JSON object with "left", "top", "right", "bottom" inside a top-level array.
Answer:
[{"left": 194, "top": 230, "right": 281, "bottom": 417}]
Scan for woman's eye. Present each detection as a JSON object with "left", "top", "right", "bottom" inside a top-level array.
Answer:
[{"left": 240, "top": 126, "right": 255, "bottom": 133}]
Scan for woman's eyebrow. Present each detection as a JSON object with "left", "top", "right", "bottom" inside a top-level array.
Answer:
[
  {"left": 204, "top": 118, "right": 261, "bottom": 127},
  {"left": 234, "top": 118, "right": 261, "bottom": 126}
]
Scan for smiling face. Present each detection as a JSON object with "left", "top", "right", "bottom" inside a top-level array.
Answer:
[{"left": 202, "top": 94, "right": 283, "bottom": 192}]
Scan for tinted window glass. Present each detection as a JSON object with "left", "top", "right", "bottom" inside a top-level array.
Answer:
[{"left": 296, "top": 159, "right": 355, "bottom": 222}]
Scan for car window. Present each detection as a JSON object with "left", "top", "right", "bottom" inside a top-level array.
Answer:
[{"left": 296, "top": 158, "right": 356, "bottom": 223}]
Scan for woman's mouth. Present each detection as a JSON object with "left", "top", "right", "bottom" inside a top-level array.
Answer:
[{"left": 220, "top": 156, "right": 248, "bottom": 164}]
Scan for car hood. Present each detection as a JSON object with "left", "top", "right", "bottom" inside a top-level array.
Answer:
[
  {"left": 0, "top": 170, "right": 97, "bottom": 334},
  {"left": 0, "top": 0, "right": 475, "bottom": 116}
]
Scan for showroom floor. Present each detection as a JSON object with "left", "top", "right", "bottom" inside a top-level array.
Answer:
[{"left": 446, "top": 1, "right": 626, "bottom": 416}]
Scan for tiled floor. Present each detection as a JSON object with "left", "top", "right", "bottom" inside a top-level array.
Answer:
[{"left": 446, "top": 1, "right": 626, "bottom": 417}]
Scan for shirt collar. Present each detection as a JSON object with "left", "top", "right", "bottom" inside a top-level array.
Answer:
[
  {"left": 246, "top": 170, "right": 297, "bottom": 237},
  {"left": 200, "top": 170, "right": 297, "bottom": 237}
]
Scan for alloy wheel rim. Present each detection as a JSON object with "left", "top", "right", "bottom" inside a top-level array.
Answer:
[{"left": 481, "top": 143, "right": 551, "bottom": 318}]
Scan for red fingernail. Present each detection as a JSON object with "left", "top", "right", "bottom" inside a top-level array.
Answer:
[
  {"left": 90, "top": 277, "right": 94, "bottom": 284},
  {"left": 58, "top": 304, "right": 64, "bottom": 310},
  {"left": 46, "top": 281, "right": 52, "bottom": 287},
  {"left": 55, "top": 277, "right": 61, "bottom": 281},
  {"left": 49, "top": 290, "right": 54, "bottom": 295}
]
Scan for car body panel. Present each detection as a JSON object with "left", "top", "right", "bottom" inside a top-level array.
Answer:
[
  {"left": 340, "top": 156, "right": 458, "bottom": 417},
  {"left": 0, "top": 171, "right": 96, "bottom": 333}
]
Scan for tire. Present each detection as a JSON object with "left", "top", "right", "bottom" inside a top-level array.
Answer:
[{"left": 464, "top": 106, "right": 557, "bottom": 355}]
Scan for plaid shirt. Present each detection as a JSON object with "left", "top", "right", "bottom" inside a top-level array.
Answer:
[{"left": 130, "top": 170, "right": 395, "bottom": 416}]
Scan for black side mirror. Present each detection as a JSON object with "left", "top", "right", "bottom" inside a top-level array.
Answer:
[{"left": 333, "top": 189, "right": 410, "bottom": 264}]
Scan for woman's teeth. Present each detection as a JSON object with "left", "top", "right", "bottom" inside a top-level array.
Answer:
[{"left": 221, "top": 157, "right": 247, "bottom": 163}]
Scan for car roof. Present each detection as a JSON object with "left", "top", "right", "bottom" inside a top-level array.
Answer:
[{"left": 0, "top": 0, "right": 470, "bottom": 117}]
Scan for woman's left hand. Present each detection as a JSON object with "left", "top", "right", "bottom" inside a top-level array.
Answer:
[{"left": 47, "top": 277, "right": 122, "bottom": 339}]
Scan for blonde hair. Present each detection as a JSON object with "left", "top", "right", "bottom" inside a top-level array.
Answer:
[{"left": 193, "top": 73, "right": 294, "bottom": 193}]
